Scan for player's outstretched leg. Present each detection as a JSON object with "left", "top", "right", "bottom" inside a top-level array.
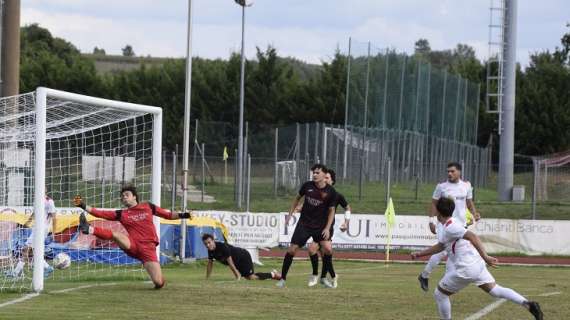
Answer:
[
  {"left": 481, "top": 283, "right": 543, "bottom": 320},
  {"left": 144, "top": 262, "right": 165, "bottom": 289},
  {"left": 418, "top": 251, "right": 446, "bottom": 292}
]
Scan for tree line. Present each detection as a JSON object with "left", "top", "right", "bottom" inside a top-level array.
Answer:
[{"left": 19, "top": 24, "right": 570, "bottom": 157}]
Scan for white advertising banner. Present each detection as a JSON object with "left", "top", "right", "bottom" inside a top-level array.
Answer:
[
  {"left": 278, "top": 213, "right": 570, "bottom": 255},
  {"left": 195, "top": 211, "right": 280, "bottom": 249}
]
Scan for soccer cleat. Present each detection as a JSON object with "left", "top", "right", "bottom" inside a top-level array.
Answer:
[
  {"left": 3, "top": 269, "right": 23, "bottom": 279},
  {"left": 271, "top": 269, "right": 282, "bottom": 281},
  {"left": 275, "top": 279, "right": 286, "bottom": 288},
  {"left": 79, "top": 213, "right": 90, "bottom": 234},
  {"left": 331, "top": 275, "right": 338, "bottom": 288},
  {"left": 308, "top": 275, "right": 319, "bottom": 287},
  {"left": 418, "top": 274, "right": 429, "bottom": 292},
  {"left": 320, "top": 277, "right": 333, "bottom": 288},
  {"left": 44, "top": 265, "right": 54, "bottom": 278},
  {"left": 527, "top": 301, "right": 543, "bottom": 320}
]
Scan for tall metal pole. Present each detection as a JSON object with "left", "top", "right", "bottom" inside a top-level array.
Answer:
[
  {"left": 237, "top": 3, "right": 247, "bottom": 208},
  {"left": 342, "top": 37, "right": 352, "bottom": 181},
  {"left": 180, "top": 0, "right": 194, "bottom": 261},
  {"left": 1, "top": 0, "right": 20, "bottom": 97},
  {"left": 498, "top": 0, "right": 518, "bottom": 201}
]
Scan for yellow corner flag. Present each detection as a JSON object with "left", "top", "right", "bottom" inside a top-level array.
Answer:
[
  {"left": 223, "top": 146, "right": 229, "bottom": 161},
  {"left": 385, "top": 197, "right": 396, "bottom": 228},
  {"left": 385, "top": 197, "right": 396, "bottom": 263}
]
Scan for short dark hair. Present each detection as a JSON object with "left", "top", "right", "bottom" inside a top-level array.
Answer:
[
  {"left": 327, "top": 169, "right": 336, "bottom": 185},
  {"left": 201, "top": 233, "right": 214, "bottom": 241},
  {"left": 436, "top": 197, "right": 455, "bottom": 217},
  {"left": 311, "top": 163, "right": 328, "bottom": 173},
  {"left": 120, "top": 185, "right": 139, "bottom": 203},
  {"left": 447, "top": 162, "right": 462, "bottom": 171}
]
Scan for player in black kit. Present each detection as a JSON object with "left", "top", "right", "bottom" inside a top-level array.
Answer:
[
  {"left": 276, "top": 164, "right": 337, "bottom": 288},
  {"left": 202, "top": 234, "right": 281, "bottom": 281}
]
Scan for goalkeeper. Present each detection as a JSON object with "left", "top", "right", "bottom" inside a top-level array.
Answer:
[{"left": 73, "top": 185, "right": 192, "bottom": 289}]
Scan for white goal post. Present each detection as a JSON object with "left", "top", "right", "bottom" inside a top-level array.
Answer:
[{"left": 0, "top": 87, "right": 163, "bottom": 293}]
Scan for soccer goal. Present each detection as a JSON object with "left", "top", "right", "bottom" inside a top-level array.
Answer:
[{"left": 0, "top": 88, "right": 162, "bottom": 292}]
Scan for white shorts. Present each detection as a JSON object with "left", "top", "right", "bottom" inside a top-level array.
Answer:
[{"left": 438, "top": 265, "right": 495, "bottom": 293}]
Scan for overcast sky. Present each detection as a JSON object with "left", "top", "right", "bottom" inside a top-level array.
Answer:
[{"left": 21, "top": 0, "right": 569, "bottom": 67}]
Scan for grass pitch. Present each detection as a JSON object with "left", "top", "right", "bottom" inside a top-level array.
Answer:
[{"left": 0, "top": 259, "right": 568, "bottom": 319}]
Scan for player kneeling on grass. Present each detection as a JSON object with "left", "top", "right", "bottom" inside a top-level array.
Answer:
[
  {"left": 73, "top": 185, "right": 192, "bottom": 289},
  {"left": 411, "top": 197, "right": 543, "bottom": 320},
  {"left": 202, "top": 234, "right": 281, "bottom": 281}
]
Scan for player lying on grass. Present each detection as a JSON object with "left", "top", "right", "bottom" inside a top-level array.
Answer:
[
  {"left": 306, "top": 169, "right": 350, "bottom": 288},
  {"left": 73, "top": 185, "right": 192, "bottom": 289},
  {"left": 411, "top": 197, "right": 543, "bottom": 320},
  {"left": 202, "top": 233, "right": 281, "bottom": 281}
]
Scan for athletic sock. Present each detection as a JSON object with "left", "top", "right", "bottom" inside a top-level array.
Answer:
[
  {"left": 281, "top": 253, "right": 294, "bottom": 281},
  {"left": 320, "top": 255, "right": 327, "bottom": 278},
  {"left": 254, "top": 272, "right": 272, "bottom": 280},
  {"left": 422, "top": 251, "right": 444, "bottom": 278},
  {"left": 43, "top": 260, "right": 51, "bottom": 269},
  {"left": 323, "top": 254, "right": 336, "bottom": 278},
  {"left": 92, "top": 227, "right": 113, "bottom": 240},
  {"left": 489, "top": 285, "right": 527, "bottom": 305},
  {"left": 434, "top": 288, "right": 452, "bottom": 320},
  {"left": 309, "top": 254, "right": 319, "bottom": 276}
]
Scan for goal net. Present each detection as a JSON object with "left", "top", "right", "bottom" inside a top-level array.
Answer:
[
  {"left": 0, "top": 88, "right": 162, "bottom": 292},
  {"left": 534, "top": 151, "right": 570, "bottom": 202}
]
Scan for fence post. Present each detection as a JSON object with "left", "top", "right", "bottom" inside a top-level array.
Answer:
[
  {"left": 171, "top": 149, "right": 177, "bottom": 211},
  {"left": 274, "top": 127, "right": 278, "bottom": 197},
  {"left": 246, "top": 154, "right": 251, "bottom": 212},
  {"left": 532, "top": 158, "right": 538, "bottom": 219},
  {"left": 201, "top": 143, "right": 205, "bottom": 203},
  {"left": 386, "top": 158, "right": 392, "bottom": 203}
]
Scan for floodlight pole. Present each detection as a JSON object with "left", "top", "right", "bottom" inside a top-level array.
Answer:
[
  {"left": 180, "top": 0, "right": 194, "bottom": 260},
  {"left": 236, "top": 0, "right": 251, "bottom": 208},
  {"left": 498, "top": 0, "right": 517, "bottom": 201}
]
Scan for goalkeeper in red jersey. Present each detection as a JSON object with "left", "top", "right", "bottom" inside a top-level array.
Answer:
[{"left": 73, "top": 185, "right": 192, "bottom": 289}]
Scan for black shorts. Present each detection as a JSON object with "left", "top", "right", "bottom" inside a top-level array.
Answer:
[
  {"left": 235, "top": 251, "right": 255, "bottom": 277},
  {"left": 291, "top": 223, "right": 326, "bottom": 247}
]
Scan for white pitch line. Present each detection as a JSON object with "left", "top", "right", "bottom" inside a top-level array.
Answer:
[
  {"left": 0, "top": 283, "right": 117, "bottom": 309},
  {"left": 465, "top": 291, "right": 562, "bottom": 320},
  {"left": 464, "top": 299, "right": 507, "bottom": 320},
  {"left": 0, "top": 293, "right": 39, "bottom": 308}
]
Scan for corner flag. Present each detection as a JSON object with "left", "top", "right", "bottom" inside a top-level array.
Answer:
[
  {"left": 385, "top": 197, "right": 396, "bottom": 263},
  {"left": 223, "top": 146, "right": 229, "bottom": 161}
]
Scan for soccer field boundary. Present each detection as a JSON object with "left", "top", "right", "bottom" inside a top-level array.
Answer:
[
  {"left": 464, "top": 291, "right": 562, "bottom": 320},
  {"left": 0, "top": 283, "right": 117, "bottom": 309}
]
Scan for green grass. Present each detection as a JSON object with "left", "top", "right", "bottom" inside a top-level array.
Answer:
[
  {"left": 184, "top": 178, "right": 570, "bottom": 220},
  {"left": 0, "top": 259, "right": 568, "bottom": 319}
]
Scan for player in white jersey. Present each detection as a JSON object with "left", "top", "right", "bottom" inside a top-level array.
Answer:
[
  {"left": 8, "top": 195, "right": 57, "bottom": 278},
  {"left": 411, "top": 197, "right": 543, "bottom": 320},
  {"left": 418, "top": 162, "right": 479, "bottom": 291}
]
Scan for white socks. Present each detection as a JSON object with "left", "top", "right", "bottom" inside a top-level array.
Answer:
[
  {"left": 422, "top": 251, "right": 446, "bottom": 278},
  {"left": 434, "top": 288, "right": 452, "bottom": 320},
  {"left": 489, "top": 285, "right": 527, "bottom": 305},
  {"left": 43, "top": 259, "right": 51, "bottom": 269}
]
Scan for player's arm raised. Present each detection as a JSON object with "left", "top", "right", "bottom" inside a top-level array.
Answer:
[
  {"left": 411, "top": 242, "right": 445, "bottom": 260},
  {"left": 463, "top": 231, "right": 497, "bottom": 268},
  {"left": 153, "top": 205, "right": 193, "bottom": 220},
  {"left": 226, "top": 256, "right": 241, "bottom": 280},
  {"left": 73, "top": 195, "right": 116, "bottom": 220}
]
